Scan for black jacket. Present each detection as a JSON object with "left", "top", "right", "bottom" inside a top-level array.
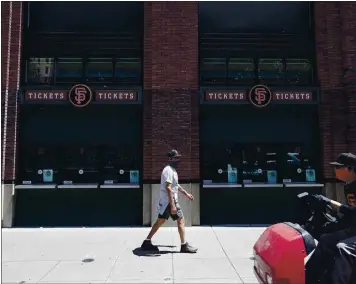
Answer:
[{"left": 339, "top": 180, "right": 356, "bottom": 228}]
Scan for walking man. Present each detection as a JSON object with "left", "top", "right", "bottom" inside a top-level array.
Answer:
[{"left": 141, "top": 150, "right": 198, "bottom": 253}]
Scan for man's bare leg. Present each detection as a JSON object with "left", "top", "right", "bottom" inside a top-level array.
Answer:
[
  {"left": 141, "top": 218, "right": 166, "bottom": 251},
  {"left": 177, "top": 217, "right": 197, "bottom": 253},
  {"left": 177, "top": 217, "right": 186, "bottom": 244},
  {"left": 146, "top": 218, "right": 166, "bottom": 240}
]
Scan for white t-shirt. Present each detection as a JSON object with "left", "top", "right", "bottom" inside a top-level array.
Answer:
[{"left": 157, "top": 165, "right": 179, "bottom": 215}]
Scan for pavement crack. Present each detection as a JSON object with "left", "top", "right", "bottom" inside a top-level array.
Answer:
[
  {"left": 171, "top": 227, "right": 175, "bottom": 284},
  {"left": 36, "top": 260, "right": 61, "bottom": 283},
  {"left": 211, "top": 226, "right": 244, "bottom": 283},
  {"left": 104, "top": 240, "right": 126, "bottom": 283}
]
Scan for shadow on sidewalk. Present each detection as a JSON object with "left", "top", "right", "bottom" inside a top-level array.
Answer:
[{"left": 132, "top": 245, "right": 177, "bottom": 257}]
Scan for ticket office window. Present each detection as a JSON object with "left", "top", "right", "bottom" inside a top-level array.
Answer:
[
  {"left": 18, "top": 106, "right": 142, "bottom": 185},
  {"left": 57, "top": 144, "right": 140, "bottom": 184},
  {"left": 200, "top": 106, "right": 320, "bottom": 184},
  {"left": 201, "top": 143, "right": 319, "bottom": 184},
  {"left": 18, "top": 145, "right": 141, "bottom": 184},
  {"left": 17, "top": 145, "right": 60, "bottom": 184},
  {"left": 240, "top": 144, "right": 318, "bottom": 184}
]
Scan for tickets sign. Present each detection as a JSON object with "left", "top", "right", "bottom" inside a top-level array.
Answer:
[
  {"left": 22, "top": 87, "right": 141, "bottom": 105},
  {"left": 202, "top": 86, "right": 316, "bottom": 106}
]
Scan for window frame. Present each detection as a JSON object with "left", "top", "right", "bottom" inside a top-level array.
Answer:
[
  {"left": 86, "top": 57, "right": 115, "bottom": 83},
  {"left": 200, "top": 57, "right": 228, "bottom": 85},
  {"left": 24, "top": 56, "right": 143, "bottom": 85},
  {"left": 26, "top": 57, "right": 56, "bottom": 85},
  {"left": 54, "top": 57, "right": 85, "bottom": 84},
  {"left": 114, "top": 57, "right": 142, "bottom": 84},
  {"left": 257, "top": 58, "right": 285, "bottom": 86},
  {"left": 227, "top": 58, "right": 256, "bottom": 85},
  {"left": 285, "top": 58, "right": 313, "bottom": 86}
]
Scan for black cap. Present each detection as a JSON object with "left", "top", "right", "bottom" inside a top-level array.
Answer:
[
  {"left": 168, "top": 149, "right": 182, "bottom": 158},
  {"left": 330, "top": 153, "right": 356, "bottom": 167}
]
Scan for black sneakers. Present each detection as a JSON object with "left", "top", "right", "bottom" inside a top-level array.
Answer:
[
  {"left": 180, "top": 242, "right": 198, "bottom": 253},
  {"left": 141, "top": 240, "right": 197, "bottom": 253},
  {"left": 141, "top": 240, "right": 159, "bottom": 251}
]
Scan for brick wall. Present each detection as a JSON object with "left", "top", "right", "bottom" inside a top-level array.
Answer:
[
  {"left": 340, "top": 2, "right": 356, "bottom": 154},
  {"left": 1, "top": 1, "right": 354, "bottom": 184},
  {"left": 143, "top": 1, "right": 199, "bottom": 181},
  {"left": 315, "top": 2, "right": 356, "bottom": 180},
  {"left": 1, "top": 1, "right": 22, "bottom": 182}
]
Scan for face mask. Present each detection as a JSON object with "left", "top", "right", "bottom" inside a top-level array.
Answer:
[{"left": 170, "top": 161, "right": 180, "bottom": 168}]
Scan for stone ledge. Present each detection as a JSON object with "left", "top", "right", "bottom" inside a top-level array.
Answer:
[{"left": 1, "top": 183, "right": 15, "bottom": 228}]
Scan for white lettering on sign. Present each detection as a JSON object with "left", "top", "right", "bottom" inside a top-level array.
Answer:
[
  {"left": 273, "top": 92, "right": 312, "bottom": 101},
  {"left": 25, "top": 92, "right": 66, "bottom": 100},
  {"left": 205, "top": 92, "right": 246, "bottom": 101},
  {"left": 96, "top": 91, "right": 137, "bottom": 101}
]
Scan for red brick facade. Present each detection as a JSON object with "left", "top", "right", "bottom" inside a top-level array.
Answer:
[
  {"left": 143, "top": 2, "right": 199, "bottom": 181},
  {"left": 1, "top": 1, "right": 22, "bottom": 182},
  {"left": 1, "top": 2, "right": 355, "bottom": 182},
  {"left": 315, "top": 2, "right": 356, "bottom": 179}
]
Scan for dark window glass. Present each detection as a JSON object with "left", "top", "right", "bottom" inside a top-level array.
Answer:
[
  {"left": 56, "top": 58, "right": 82, "bottom": 82},
  {"left": 200, "top": 58, "right": 227, "bottom": 84},
  {"left": 27, "top": 58, "right": 55, "bottom": 84},
  {"left": 87, "top": 58, "right": 113, "bottom": 79},
  {"left": 258, "top": 58, "right": 284, "bottom": 85},
  {"left": 29, "top": 2, "right": 144, "bottom": 33},
  {"left": 115, "top": 58, "right": 141, "bottom": 82},
  {"left": 199, "top": 2, "right": 311, "bottom": 34},
  {"left": 286, "top": 59, "right": 312, "bottom": 85},
  {"left": 228, "top": 58, "right": 255, "bottom": 84}
]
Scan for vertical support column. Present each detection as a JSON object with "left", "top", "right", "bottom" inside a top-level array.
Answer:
[
  {"left": 142, "top": 2, "right": 200, "bottom": 226},
  {"left": 1, "top": 1, "right": 23, "bottom": 227},
  {"left": 315, "top": 2, "right": 356, "bottom": 200},
  {"left": 340, "top": 2, "right": 356, "bottom": 153},
  {"left": 315, "top": 2, "right": 345, "bottom": 177}
]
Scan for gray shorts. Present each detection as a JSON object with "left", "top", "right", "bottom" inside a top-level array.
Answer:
[{"left": 158, "top": 202, "right": 184, "bottom": 221}]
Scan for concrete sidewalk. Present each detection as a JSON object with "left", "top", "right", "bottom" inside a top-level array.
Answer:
[{"left": 2, "top": 226, "right": 266, "bottom": 283}]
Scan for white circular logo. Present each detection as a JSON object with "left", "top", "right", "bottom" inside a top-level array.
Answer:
[
  {"left": 79, "top": 169, "right": 84, "bottom": 175},
  {"left": 258, "top": 169, "right": 262, "bottom": 174},
  {"left": 38, "top": 170, "right": 43, "bottom": 175},
  {"left": 297, "top": 168, "right": 302, "bottom": 174},
  {"left": 119, "top": 169, "right": 124, "bottom": 175},
  {"left": 218, "top": 169, "right": 223, "bottom": 174}
]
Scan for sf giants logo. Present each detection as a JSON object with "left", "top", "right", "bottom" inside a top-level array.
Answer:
[
  {"left": 74, "top": 87, "right": 87, "bottom": 105},
  {"left": 68, "top": 84, "right": 92, "bottom": 107},
  {"left": 347, "top": 193, "right": 356, "bottom": 206},
  {"left": 249, "top": 85, "right": 272, "bottom": 108}
]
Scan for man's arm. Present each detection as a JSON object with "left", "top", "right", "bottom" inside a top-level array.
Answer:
[
  {"left": 329, "top": 200, "right": 356, "bottom": 216},
  {"left": 178, "top": 184, "right": 188, "bottom": 196},
  {"left": 178, "top": 184, "right": 194, "bottom": 200}
]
